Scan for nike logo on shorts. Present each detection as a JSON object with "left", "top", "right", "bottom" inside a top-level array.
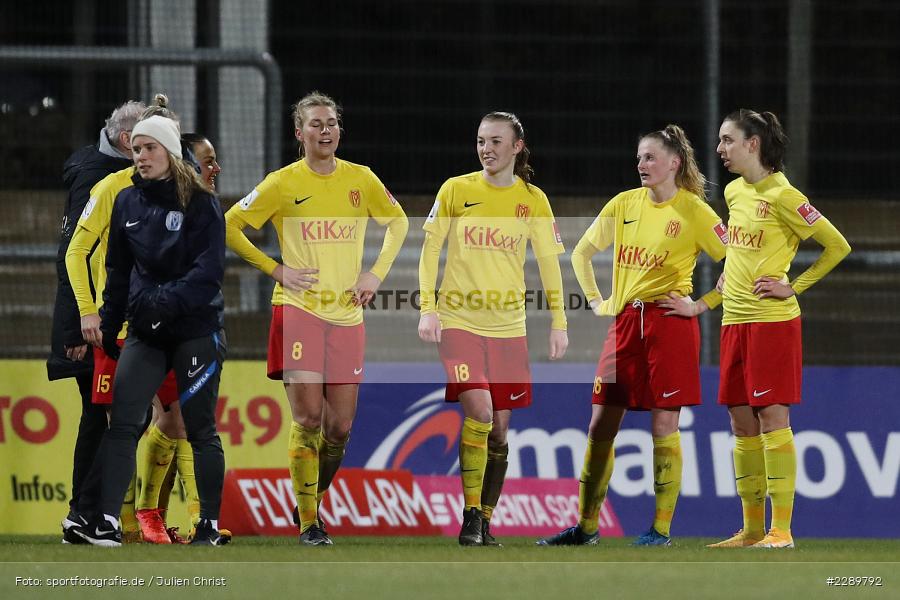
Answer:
[
  {"left": 151, "top": 322, "right": 161, "bottom": 330},
  {"left": 187, "top": 365, "right": 206, "bottom": 378},
  {"left": 353, "top": 367, "right": 363, "bottom": 375},
  {"left": 509, "top": 391, "right": 526, "bottom": 401},
  {"left": 753, "top": 389, "right": 772, "bottom": 398},
  {"left": 125, "top": 220, "right": 140, "bottom": 228},
  {"left": 662, "top": 390, "right": 680, "bottom": 398}
]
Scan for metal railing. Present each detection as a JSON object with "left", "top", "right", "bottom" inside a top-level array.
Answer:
[{"left": 0, "top": 45, "right": 282, "bottom": 174}]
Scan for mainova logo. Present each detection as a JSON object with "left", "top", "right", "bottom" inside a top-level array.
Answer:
[
  {"left": 366, "top": 391, "right": 462, "bottom": 474},
  {"left": 366, "top": 391, "right": 899, "bottom": 500}
]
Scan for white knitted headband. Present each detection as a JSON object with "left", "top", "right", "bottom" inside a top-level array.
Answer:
[{"left": 131, "top": 115, "right": 182, "bottom": 159}]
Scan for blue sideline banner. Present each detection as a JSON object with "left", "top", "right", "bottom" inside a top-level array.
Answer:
[{"left": 346, "top": 365, "right": 900, "bottom": 539}]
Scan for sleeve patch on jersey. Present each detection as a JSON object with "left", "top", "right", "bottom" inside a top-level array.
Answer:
[
  {"left": 796, "top": 202, "right": 821, "bottom": 225},
  {"left": 714, "top": 222, "right": 728, "bottom": 245},
  {"left": 385, "top": 186, "right": 398, "bottom": 206},
  {"left": 80, "top": 196, "right": 97, "bottom": 221},
  {"left": 238, "top": 189, "right": 259, "bottom": 210},
  {"left": 552, "top": 220, "right": 562, "bottom": 244},
  {"left": 425, "top": 199, "right": 439, "bottom": 224}
]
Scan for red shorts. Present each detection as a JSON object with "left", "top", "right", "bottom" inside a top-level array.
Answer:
[
  {"left": 438, "top": 328, "right": 532, "bottom": 410},
  {"left": 91, "top": 341, "right": 178, "bottom": 406},
  {"left": 592, "top": 302, "right": 701, "bottom": 410},
  {"left": 719, "top": 317, "right": 802, "bottom": 407},
  {"left": 267, "top": 304, "right": 365, "bottom": 384}
]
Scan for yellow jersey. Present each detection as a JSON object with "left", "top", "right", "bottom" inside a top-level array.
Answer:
[
  {"left": 580, "top": 187, "right": 727, "bottom": 315},
  {"left": 66, "top": 166, "right": 135, "bottom": 316},
  {"left": 225, "top": 158, "right": 407, "bottom": 325},
  {"left": 422, "top": 172, "right": 564, "bottom": 337},
  {"left": 722, "top": 171, "right": 840, "bottom": 324}
]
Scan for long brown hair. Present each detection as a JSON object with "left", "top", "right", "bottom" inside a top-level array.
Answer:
[
  {"left": 169, "top": 154, "right": 211, "bottom": 210},
  {"left": 724, "top": 109, "right": 789, "bottom": 173},
  {"left": 641, "top": 124, "right": 708, "bottom": 200},
  {"left": 480, "top": 111, "right": 534, "bottom": 186}
]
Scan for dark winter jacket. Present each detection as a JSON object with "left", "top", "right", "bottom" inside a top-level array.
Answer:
[
  {"left": 47, "top": 131, "right": 132, "bottom": 380},
  {"left": 100, "top": 173, "right": 225, "bottom": 348}
]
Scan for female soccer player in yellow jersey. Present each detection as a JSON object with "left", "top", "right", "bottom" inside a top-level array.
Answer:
[
  {"left": 538, "top": 125, "right": 727, "bottom": 547},
  {"left": 225, "top": 91, "right": 408, "bottom": 546},
  {"left": 418, "top": 112, "right": 568, "bottom": 546},
  {"left": 701, "top": 110, "right": 850, "bottom": 549}
]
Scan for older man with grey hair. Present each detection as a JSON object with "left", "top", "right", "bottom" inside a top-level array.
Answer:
[{"left": 48, "top": 99, "right": 145, "bottom": 543}]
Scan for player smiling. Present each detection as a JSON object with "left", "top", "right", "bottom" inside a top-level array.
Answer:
[
  {"left": 225, "top": 91, "right": 408, "bottom": 546},
  {"left": 418, "top": 111, "right": 568, "bottom": 546}
]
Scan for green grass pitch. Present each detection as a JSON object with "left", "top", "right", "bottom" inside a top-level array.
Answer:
[{"left": 2, "top": 536, "right": 898, "bottom": 599}]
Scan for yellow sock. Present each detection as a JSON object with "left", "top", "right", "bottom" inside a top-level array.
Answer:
[
  {"left": 762, "top": 427, "right": 796, "bottom": 532},
  {"left": 157, "top": 457, "right": 178, "bottom": 513},
  {"left": 121, "top": 471, "right": 139, "bottom": 533},
  {"left": 652, "top": 431, "right": 682, "bottom": 537},
  {"left": 578, "top": 437, "right": 615, "bottom": 535},
  {"left": 136, "top": 425, "right": 177, "bottom": 511},
  {"left": 175, "top": 439, "right": 200, "bottom": 526},
  {"left": 734, "top": 435, "right": 766, "bottom": 537},
  {"left": 459, "top": 417, "right": 492, "bottom": 510},
  {"left": 289, "top": 422, "right": 321, "bottom": 530}
]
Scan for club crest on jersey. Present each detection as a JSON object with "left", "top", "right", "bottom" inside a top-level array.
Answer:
[
  {"left": 516, "top": 203, "right": 530, "bottom": 220},
  {"left": 165, "top": 211, "right": 184, "bottom": 231},
  {"left": 384, "top": 187, "right": 398, "bottom": 206},
  {"left": 349, "top": 189, "right": 361, "bottom": 208},
  {"left": 756, "top": 201, "right": 771, "bottom": 219},
  {"left": 796, "top": 202, "right": 821, "bottom": 225},
  {"left": 665, "top": 219, "right": 682, "bottom": 238},
  {"left": 714, "top": 222, "right": 728, "bottom": 245}
]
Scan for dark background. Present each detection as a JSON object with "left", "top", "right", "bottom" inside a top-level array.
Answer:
[{"left": 2, "top": 0, "right": 898, "bottom": 199}]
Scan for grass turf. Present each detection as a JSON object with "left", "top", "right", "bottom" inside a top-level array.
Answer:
[{"left": 2, "top": 536, "right": 898, "bottom": 599}]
